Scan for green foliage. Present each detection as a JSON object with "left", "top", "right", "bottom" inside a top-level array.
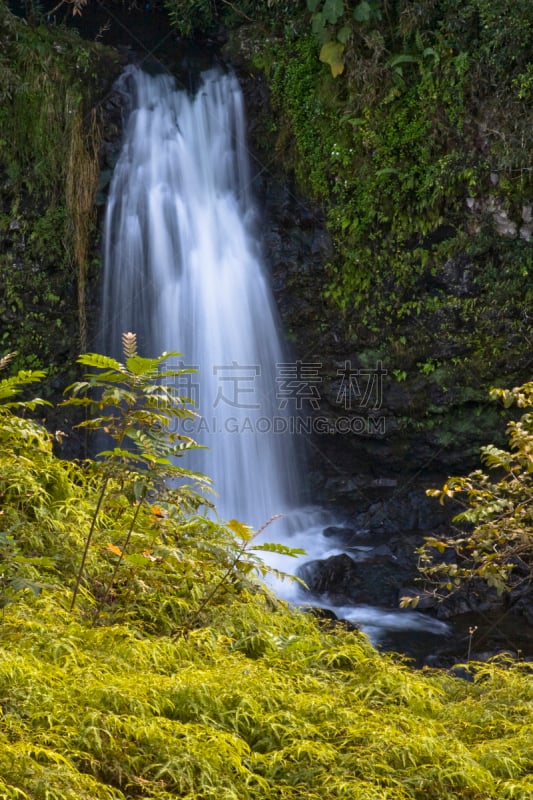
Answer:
[
  {"left": 63, "top": 332, "right": 205, "bottom": 476},
  {"left": 0, "top": 570, "right": 533, "bottom": 799},
  {"left": 164, "top": 0, "right": 304, "bottom": 37},
  {"left": 308, "top": 0, "right": 382, "bottom": 76},
  {"left": 413, "top": 382, "right": 532, "bottom": 600},
  {"left": 0, "top": 334, "right": 298, "bottom": 627},
  {"left": 164, "top": 0, "right": 217, "bottom": 37},
  {"left": 0, "top": 210, "right": 76, "bottom": 377},
  {"left": 62, "top": 331, "right": 212, "bottom": 611},
  {"left": 322, "top": 37, "right": 476, "bottom": 320},
  {"left": 0, "top": 4, "right": 95, "bottom": 200},
  {"left": 241, "top": 0, "right": 531, "bottom": 352},
  {"left": 260, "top": 10, "right": 481, "bottom": 325},
  {"left": 268, "top": 35, "right": 338, "bottom": 197},
  {"left": 0, "top": 2, "right": 112, "bottom": 372},
  {"left": 244, "top": 0, "right": 531, "bottom": 454},
  {"left": 1, "top": 344, "right": 533, "bottom": 799},
  {"left": 0, "top": 351, "right": 48, "bottom": 410},
  {"left": 0, "top": 353, "right": 67, "bottom": 608}
]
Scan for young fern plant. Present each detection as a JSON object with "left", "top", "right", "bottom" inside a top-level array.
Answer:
[{"left": 62, "top": 332, "right": 212, "bottom": 612}]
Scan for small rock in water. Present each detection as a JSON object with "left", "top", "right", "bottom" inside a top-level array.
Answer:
[{"left": 322, "top": 525, "right": 360, "bottom": 545}]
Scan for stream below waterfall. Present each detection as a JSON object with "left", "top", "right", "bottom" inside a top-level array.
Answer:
[{"left": 100, "top": 64, "right": 452, "bottom": 660}]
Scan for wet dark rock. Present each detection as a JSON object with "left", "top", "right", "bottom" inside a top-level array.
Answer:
[
  {"left": 433, "top": 253, "right": 477, "bottom": 297},
  {"left": 297, "top": 551, "right": 406, "bottom": 607},
  {"left": 432, "top": 585, "right": 504, "bottom": 620},
  {"left": 304, "top": 606, "right": 359, "bottom": 631},
  {"left": 298, "top": 554, "right": 362, "bottom": 598},
  {"left": 322, "top": 525, "right": 360, "bottom": 545},
  {"left": 306, "top": 606, "right": 339, "bottom": 622},
  {"left": 505, "top": 574, "right": 533, "bottom": 625},
  {"left": 370, "top": 478, "right": 398, "bottom": 488},
  {"left": 510, "top": 591, "right": 533, "bottom": 626},
  {"left": 449, "top": 665, "right": 475, "bottom": 682},
  {"left": 368, "top": 543, "right": 395, "bottom": 557},
  {"left": 346, "top": 488, "right": 452, "bottom": 536}
]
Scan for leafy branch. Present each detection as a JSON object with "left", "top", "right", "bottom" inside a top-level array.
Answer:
[
  {"left": 404, "top": 381, "right": 533, "bottom": 606},
  {"left": 62, "top": 332, "right": 211, "bottom": 611},
  {"left": 185, "top": 516, "right": 305, "bottom": 629}
]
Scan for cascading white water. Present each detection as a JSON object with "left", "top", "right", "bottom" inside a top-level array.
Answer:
[
  {"left": 101, "top": 65, "right": 301, "bottom": 528},
  {"left": 100, "top": 65, "right": 450, "bottom": 652}
]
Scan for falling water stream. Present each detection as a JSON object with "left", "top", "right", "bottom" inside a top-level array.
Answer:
[
  {"left": 101, "top": 65, "right": 449, "bottom": 655},
  {"left": 101, "top": 65, "right": 302, "bottom": 528}
]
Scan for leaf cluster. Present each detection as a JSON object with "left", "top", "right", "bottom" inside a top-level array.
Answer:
[
  {"left": 412, "top": 382, "right": 533, "bottom": 602},
  {"left": 64, "top": 332, "right": 205, "bottom": 478}
]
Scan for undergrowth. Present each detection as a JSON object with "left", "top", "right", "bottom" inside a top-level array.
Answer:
[
  {"left": 1, "top": 590, "right": 533, "bottom": 798},
  {"left": 1, "top": 346, "right": 533, "bottom": 798}
]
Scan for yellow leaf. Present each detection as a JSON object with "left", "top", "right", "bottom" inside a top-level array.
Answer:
[
  {"left": 106, "top": 543, "right": 123, "bottom": 556},
  {"left": 228, "top": 519, "right": 253, "bottom": 541},
  {"left": 319, "top": 41, "right": 345, "bottom": 78},
  {"left": 151, "top": 505, "right": 168, "bottom": 518}
]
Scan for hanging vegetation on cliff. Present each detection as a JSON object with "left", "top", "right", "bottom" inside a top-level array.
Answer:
[
  {"left": 0, "top": 1, "right": 115, "bottom": 376},
  {"left": 219, "top": 0, "right": 532, "bottom": 458}
]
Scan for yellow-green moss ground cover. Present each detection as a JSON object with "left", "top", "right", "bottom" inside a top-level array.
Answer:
[{"left": 1, "top": 592, "right": 533, "bottom": 800}]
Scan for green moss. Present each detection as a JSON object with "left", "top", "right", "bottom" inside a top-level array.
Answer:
[{"left": 0, "top": 3, "right": 117, "bottom": 379}]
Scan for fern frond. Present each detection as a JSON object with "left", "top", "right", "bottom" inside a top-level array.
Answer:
[
  {"left": 122, "top": 331, "right": 137, "bottom": 360},
  {"left": 76, "top": 354, "right": 124, "bottom": 372}
]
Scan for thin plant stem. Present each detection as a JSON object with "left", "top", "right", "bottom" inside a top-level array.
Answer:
[
  {"left": 70, "top": 473, "right": 110, "bottom": 612},
  {"left": 467, "top": 625, "right": 478, "bottom": 662},
  {"left": 184, "top": 543, "right": 250, "bottom": 632},
  {"left": 184, "top": 516, "right": 280, "bottom": 631},
  {"left": 92, "top": 485, "right": 147, "bottom": 624}
]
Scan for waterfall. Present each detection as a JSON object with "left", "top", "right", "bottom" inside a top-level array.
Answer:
[
  {"left": 100, "top": 65, "right": 301, "bottom": 529},
  {"left": 100, "top": 64, "right": 450, "bottom": 654}
]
